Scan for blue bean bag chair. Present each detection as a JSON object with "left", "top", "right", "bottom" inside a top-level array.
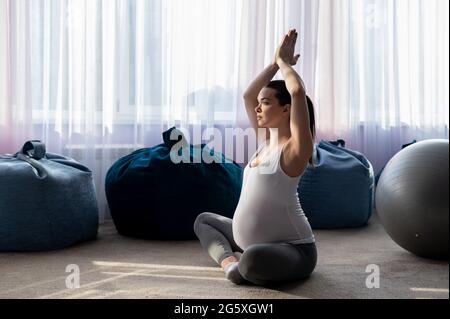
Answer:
[
  {"left": 0, "top": 141, "right": 99, "bottom": 251},
  {"left": 105, "top": 127, "right": 243, "bottom": 240},
  {"left": 298, "top": 140, "right": 375, "bottom": 229}
]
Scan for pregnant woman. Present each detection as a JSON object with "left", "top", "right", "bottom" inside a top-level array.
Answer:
[{"left": 194, "top": 29, "right": 317, "bottom": 286}]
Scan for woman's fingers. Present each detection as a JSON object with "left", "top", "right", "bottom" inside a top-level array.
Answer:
[
  {"left": 276, "top": 30, "right": 301, "bottom": 65},
  {"left": 276, "top": 29, "right": 300, "bottom": 65},
  {"left": 290, "top": 35, "right": 296, "bottom": 48},
  {"left": 290, "top": 30, "right": 298, "bottom": 47},
  {"left": 292, "top": 32, "right": 298, "bottom": 46},
  {"left": 286, "top": 32, "right": 297, "bottom": 54},
  {"left": 283, "top": 36, "right": 292, "bottom": 50}
]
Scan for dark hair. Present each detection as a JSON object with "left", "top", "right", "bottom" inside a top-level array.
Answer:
[{"left": 265, "top": 80, "right": 316, "bottom": 140}]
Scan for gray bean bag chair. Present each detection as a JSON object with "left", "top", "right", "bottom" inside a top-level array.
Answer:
[{"left": 0, "top": 141, "right": 99, "bottom": 251}]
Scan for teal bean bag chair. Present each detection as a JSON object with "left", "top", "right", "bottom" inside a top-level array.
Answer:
[
  {"left": 105, "top": 127, "right": 243, "bottom": 240},
  {"left": 298, "top": 140, "right": 375, "bottom": 229},
  {"left": 0, "top": 141, "right": 99, "bottom": 251}
]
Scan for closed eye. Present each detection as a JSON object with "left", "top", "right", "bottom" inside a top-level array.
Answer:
[{"left": 258, "top": 98, "right": 270, "bottom": 104}]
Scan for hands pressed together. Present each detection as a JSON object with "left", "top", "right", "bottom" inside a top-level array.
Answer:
[{"left": 273, "top": 29, "right": 300, "bottom": 67}]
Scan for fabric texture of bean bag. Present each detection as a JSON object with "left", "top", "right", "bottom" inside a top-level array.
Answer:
[
  {"left": 105, "top": 127, "right": 243, "bottom": 240},
  {"left": 0, "top": 141, "right": 99, "bottom": 251},
  {"left": 298, "top": 139, "right": 375, "bottom": 229}
]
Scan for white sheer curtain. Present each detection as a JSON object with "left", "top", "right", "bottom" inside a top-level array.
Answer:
[
  {"left": 1, "top": 0, "right": 449, "bottom": 221},
  {"left": 314, "top": 0, "right": 449, "bottom": 172}
]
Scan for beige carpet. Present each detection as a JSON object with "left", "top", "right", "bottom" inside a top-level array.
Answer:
[{"left": 0, "top": 213, "right": 448, "bottom": 299}]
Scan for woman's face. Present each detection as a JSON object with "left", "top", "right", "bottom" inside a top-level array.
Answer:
[{"left": 255, "top": 87, "right": 290, "bottom": 128}]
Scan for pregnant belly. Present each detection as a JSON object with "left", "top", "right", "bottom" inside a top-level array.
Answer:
[{"left": 232, "top": 197, "right": 302, "bottom": 249}]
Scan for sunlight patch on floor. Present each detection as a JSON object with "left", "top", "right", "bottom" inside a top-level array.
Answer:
[
  {"left": 92, "top": 261, "right": 222, "bottom": 272},
  {"left": 101, "top": 271, "right": 227, "bottom": 281}
]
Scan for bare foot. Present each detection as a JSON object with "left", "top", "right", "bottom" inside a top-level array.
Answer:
[
  {"left": 221, "top": 256, "right": 238, "bottom": 270},
  {"left": 222, "top": 256, "right": 246, "bottom": 285}
]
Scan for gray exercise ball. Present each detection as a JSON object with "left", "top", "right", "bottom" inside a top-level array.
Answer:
[{"left": 376, "top": 139, "right": 449, "bottom": 260}]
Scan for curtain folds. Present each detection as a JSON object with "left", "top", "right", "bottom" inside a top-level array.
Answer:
[{"left": 1, "top": 0, "right": 448, "bottom": 221}]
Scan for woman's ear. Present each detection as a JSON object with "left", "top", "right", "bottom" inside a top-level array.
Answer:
[{"left": 283, "top": 104, "right": 291, "bottom": 114}]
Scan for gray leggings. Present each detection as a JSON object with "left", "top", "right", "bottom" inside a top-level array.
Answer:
[{"left": 194, "top": 212, "right": 317, "bottom": 286}]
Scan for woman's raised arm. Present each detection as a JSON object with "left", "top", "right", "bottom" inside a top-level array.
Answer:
[
  {"left": 275, "top": 29, "right": 314, "bottom": 163},
  {"left": 242, "top": 64, "right": 278, "bottom": 141}
]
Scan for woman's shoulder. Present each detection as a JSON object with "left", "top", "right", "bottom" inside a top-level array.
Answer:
[{"left": 280, "top": 139, "right": 309, "bottom": 178}]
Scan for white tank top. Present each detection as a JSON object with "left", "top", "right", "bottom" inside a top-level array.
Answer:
[{"left": 232, "top": 140, "right": 315, "bottom": 250}]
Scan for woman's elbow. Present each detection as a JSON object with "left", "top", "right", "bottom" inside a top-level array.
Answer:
[
  {"left": 243, "top": 90, "right": 256, "bottom": 101},
  {"left": 290, "top": 87, "right": 306, "bottom": 97}
]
